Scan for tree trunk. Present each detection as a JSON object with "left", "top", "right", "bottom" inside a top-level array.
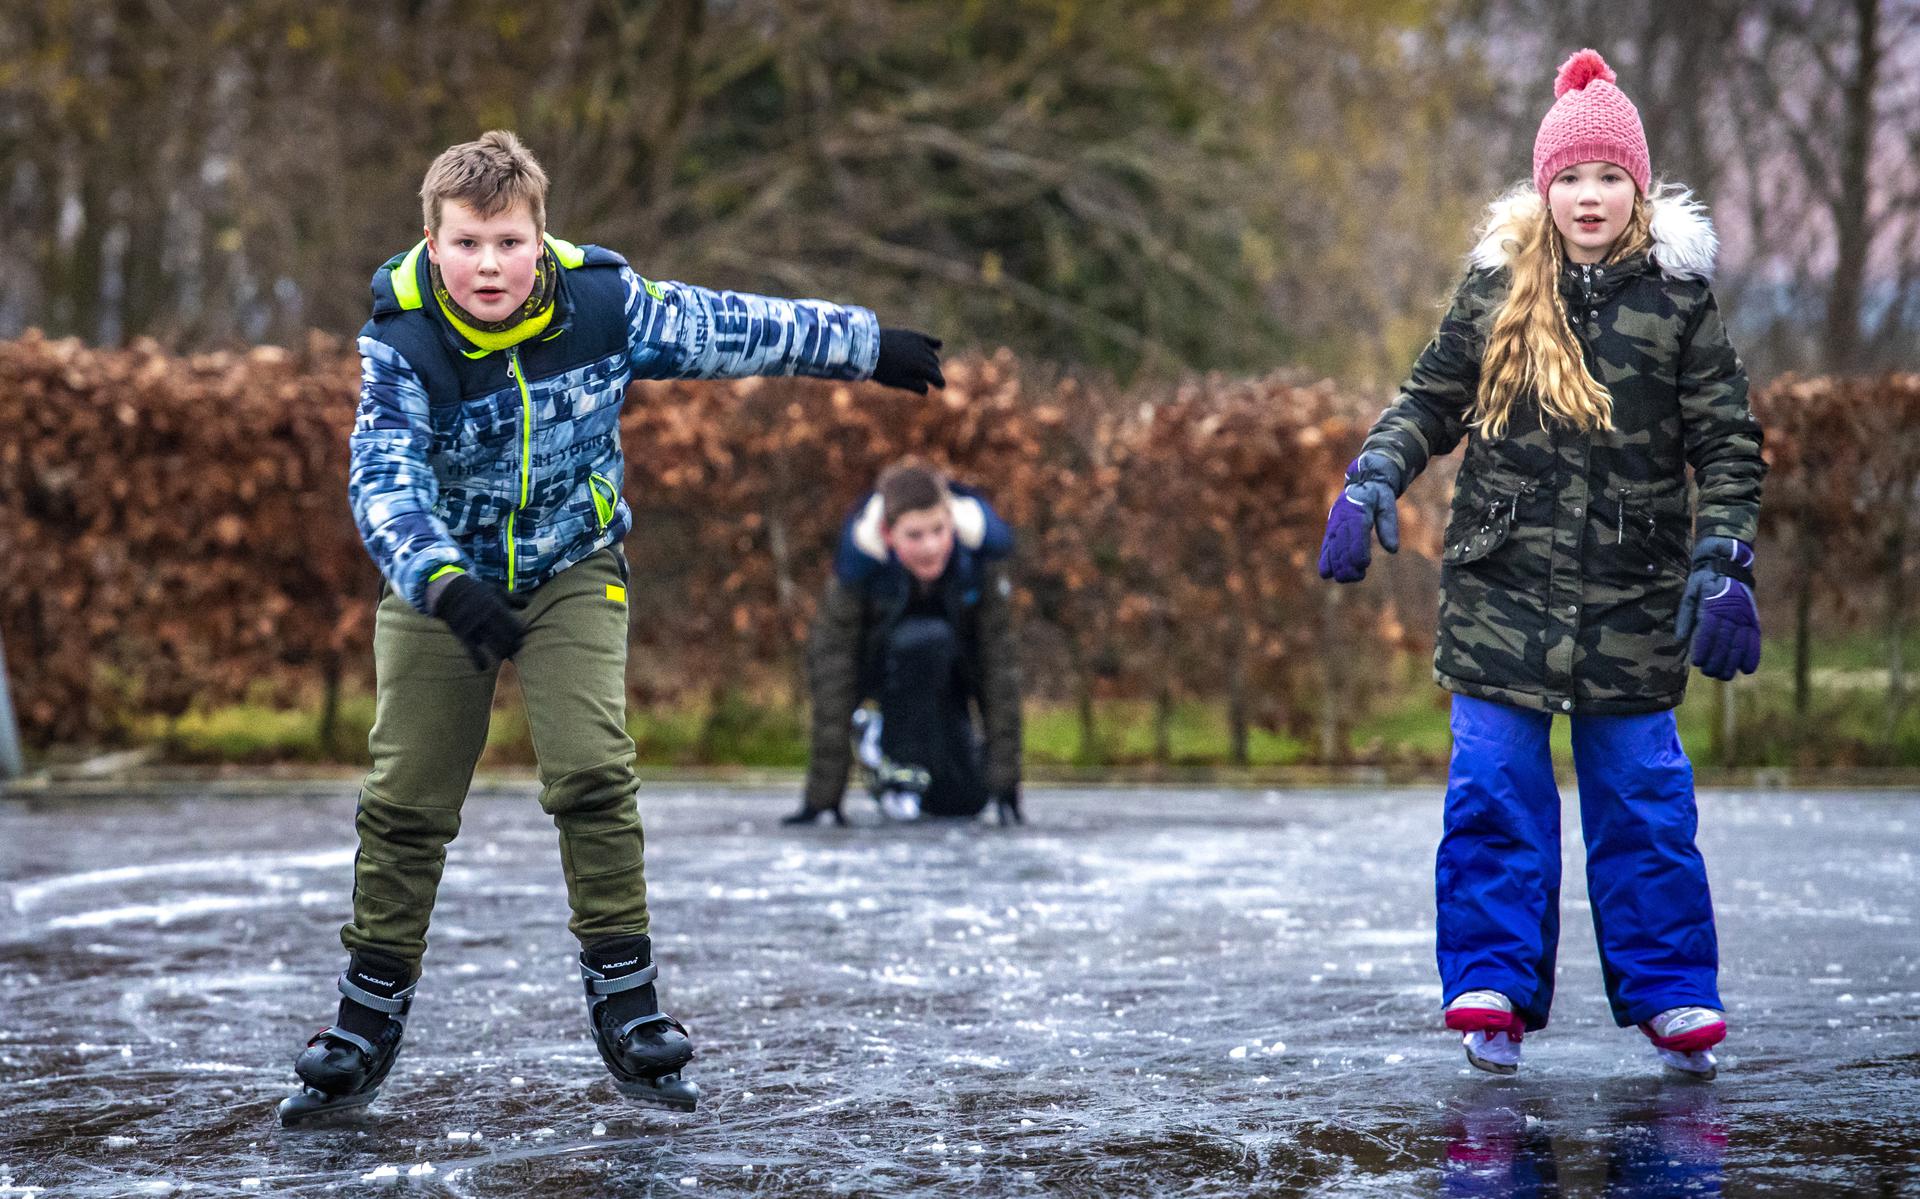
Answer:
[
  {"left": 1064, "top": 639, "right": 1097, "bottom": 765},
  {"left": 1886, "top": 452, "right": 1911, "bottom": 749},
  {"left": 765, "top": 501, "right": 806, "bottom": 708},
  {"left": 1793, "top": 516, "right": 1816, "bottom": 720},
  {"left": 1152, "top": 684, "right": 1173, "bottom": 766},
  {"left": 1226, "top": 615, "right": 1249, "bottom": 769},
  {"left": 1077, "top": 672, "right": 1098, "bottom": 766},
  {"left": 1713, "top": 678, "right": 1737, "bottom": 769},
  {"left": 0, "top": 631, "right": 24, "bottom": 780},
  {"left": 697, "top": 678, "right": 731, "bottom": 762},
  {"left": 318, "top": 654, "right": 342, "bottom": 759},
  {"left": 1319, "top": 585, "right": 1345, "bottom": 765},
  {"left": 1151, "top": 609, "right": 1172, "bottom": 765},
  {"left": 1822, "top": 0, "right": 1879, "bottom": 371}
]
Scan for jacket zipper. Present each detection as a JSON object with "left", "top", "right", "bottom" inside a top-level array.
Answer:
[
  {"left": 506, "top": 348, "right": 533, "bottom": 591},
  {"left": 589, "top": 472, "right": 617, "bottom": 530}
]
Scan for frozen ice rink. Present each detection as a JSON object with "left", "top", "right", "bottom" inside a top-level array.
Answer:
[{"left": 3, "top": 783, "right": 1915, "bottom": 1196}]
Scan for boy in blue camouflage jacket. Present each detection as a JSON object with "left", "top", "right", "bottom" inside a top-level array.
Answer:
[{"left": 281, "top": 131, "right": 944, "bottom": 1124}]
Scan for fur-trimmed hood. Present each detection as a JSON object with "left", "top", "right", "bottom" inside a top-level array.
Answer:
[
  {"left": 1469, "top": 183, "right": 1718, "bottom": 282},
  {"left": 833, "top": 481, "right": 1014, "bottom": 586}
]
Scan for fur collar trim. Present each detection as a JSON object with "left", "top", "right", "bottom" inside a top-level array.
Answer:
[
  {"left": 849, "top": 490, "right": 989, "bottom": 563},
  {"left": 1469, "top": 182, "right": 1717, "bottom": 281}
]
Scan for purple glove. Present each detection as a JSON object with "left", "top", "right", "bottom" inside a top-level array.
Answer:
[
  {"left": 1317, "top": 455, "right": 1402, "bottom": 584},
  {"left": 1675, "top": 537, "right": 1760, "bottom": 680}
]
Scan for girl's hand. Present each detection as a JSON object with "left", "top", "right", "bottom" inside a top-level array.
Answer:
[
  {"left": 1317, "top": 455, "right": 1402, "bottom": 584},
  {"left": 1675, "top": 538, "right": 1760, "bottom": 680}
]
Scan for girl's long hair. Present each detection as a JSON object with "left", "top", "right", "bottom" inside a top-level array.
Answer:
[{"left": 1472, "top": 190, "right": 1654, "bottom": 439}]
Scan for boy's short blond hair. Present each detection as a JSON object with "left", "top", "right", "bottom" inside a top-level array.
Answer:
[{"left": 420, "top": 130, "right": 549, "bottom": 235}]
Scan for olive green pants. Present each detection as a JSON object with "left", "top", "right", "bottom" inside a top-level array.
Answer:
[{"left": 339, "top": 548, "right": 647, "bottom": 971}]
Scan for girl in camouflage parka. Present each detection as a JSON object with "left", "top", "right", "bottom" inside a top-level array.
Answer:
[{"left": 1317, "top": 51, "right": 1763, "bottom": 1081}]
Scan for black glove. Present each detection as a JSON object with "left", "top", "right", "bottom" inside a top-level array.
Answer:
[
  {"left": 871, "top": 328, "right": 945, "bottom": 394},
  {"left": 993, "top": 787, "right": 1024, "bottom": 826},
  {"left": 781, "top": 802, "right": 847, "bottom": 827},
  {"left": 432, "top": 574, "right": 529, "bottom": 670}
]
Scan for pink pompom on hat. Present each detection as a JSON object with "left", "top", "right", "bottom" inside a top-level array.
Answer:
[{"left": 1532, "top": 49, "right": 1650, "bottom": 196}]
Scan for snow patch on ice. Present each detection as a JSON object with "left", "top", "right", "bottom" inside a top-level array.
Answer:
[
  {"left": 49, "top": 895, "right": 279, "bottom": 929},
  {"left": 1339, "top": 928, "right": 1432, "bottom": 947},
  {"left": 943, "top": 1053, "right": 1008, "bottom": 1068},
  {"left": 10, "top": 849, "right": 353, "bottom": 912}
]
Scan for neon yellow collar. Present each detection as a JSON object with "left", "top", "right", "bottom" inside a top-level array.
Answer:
[{"left": 435, "top": 291, "right": 555, "bottom": 354}]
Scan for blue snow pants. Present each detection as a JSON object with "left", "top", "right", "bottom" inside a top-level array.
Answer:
[{"left": 1436, "top": 694, "right": 1721, "bottom": 1031}]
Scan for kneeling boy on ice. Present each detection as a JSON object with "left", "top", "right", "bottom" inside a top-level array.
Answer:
[{"left": 784, "top": 461, "right": 1023, "bottom": 826}]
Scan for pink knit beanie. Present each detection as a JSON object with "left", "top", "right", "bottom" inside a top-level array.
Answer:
[{"left": 1532, "top": 49, "right": 1650, "bottom": 196}]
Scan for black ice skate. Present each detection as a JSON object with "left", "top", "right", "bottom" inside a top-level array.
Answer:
[
  {"left": 581, "top": 935, "right": 699, "bottom": 1112},
  {"left": 849, "top": 708, "right": 930, "bottom": 821},
  {"left": 278, "top": 952, "right": 415, "bottom": 1126},
  {"left": 872, "top": 760, "right": 930, "bottom": 821}
]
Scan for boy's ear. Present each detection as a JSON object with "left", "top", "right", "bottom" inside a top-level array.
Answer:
[{"left": 422, "top": 227, "right": 438, "bottom": 262}]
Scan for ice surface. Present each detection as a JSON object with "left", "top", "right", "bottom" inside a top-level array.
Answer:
[{"left": 1, "top": 784, "right": 1916, "bottom": 1195}]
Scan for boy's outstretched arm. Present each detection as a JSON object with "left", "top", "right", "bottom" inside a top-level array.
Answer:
[{"left": 621, "top": 268, "right": 942, "bottom": 391}]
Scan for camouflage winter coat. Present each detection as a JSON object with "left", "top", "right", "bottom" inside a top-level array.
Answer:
[
  {"left": 802, "top": 484, "right": 1021, "bottom": 812},
  {"left": 1359, "top": 188, "right": 1765, "bottom": 715}
]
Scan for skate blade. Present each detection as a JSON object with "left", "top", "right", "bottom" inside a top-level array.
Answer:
[
  {"left": 1460, "top": 1031, "right": 1521, "bottom": 1076},
  {"left": 1656, "top": 1048, "right": 1718, "bottom": 1081},
  {"left": 613, "top": 1074, "right": 700, "bottom": 1113},
  {"left": 278, "top": 1087, "right": 378, "bottom": 1127},
  {"left": 1464, "top": 1048, "right": 1519, "bottom": 1077}
]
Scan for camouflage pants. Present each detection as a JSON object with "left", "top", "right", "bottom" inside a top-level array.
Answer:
[{"left": 340, "top": 548, "right": 647, "bottom": 971}]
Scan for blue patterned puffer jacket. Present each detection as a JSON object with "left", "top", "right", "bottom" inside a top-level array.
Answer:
[{"left": 349, "top": 235, "right": 880, "bottom": 610}]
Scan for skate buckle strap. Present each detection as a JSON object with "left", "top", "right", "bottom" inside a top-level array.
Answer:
[
  {"left": 313, "top": 1025, "right": 381, "bottom": 1059},
  {"left": 585, "top": 962, "right": 658, "bottom": 996},
  {"left": 337, "top": 972, "right": 417, "bottom": 1014},
  {"left": 615, "top": 1011, "right": 676, "bottom": 1040}
]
